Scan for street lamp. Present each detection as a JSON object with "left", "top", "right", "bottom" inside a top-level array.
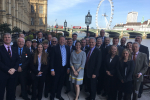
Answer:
[
  {"left": 85, "top": 11, "right": 92, "bottom": 36},
  {"left": 52, "top": 25, "right": 53, "bottom": 32},
  {"left": 56, "top": 23, "right": 58, "bottom": 33},
  {"left": 64, "top": 20, "right": 67, "bottom": 31}
]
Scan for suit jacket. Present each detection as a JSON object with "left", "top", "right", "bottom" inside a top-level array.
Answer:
[
  {"left": 133, "top": 52, "right": 148, "bottom": 82},
  {"left": 69, "top": 45, "right": 76, "bottom": 54},
  {"left": 81, "top": 46, "right": 89, "bottom": 52},
  {"left": 37, "top": 38, "right": 44, "bottom": 44},
  {"left": 17, "top": 47, "right": 31, "bottom": 71},
  {"left": 105, "top": 54, "right": 119, "bottom": 76},
  {"left": 85, "top": 47, "right": 102, "bottom": 78},
  {"left": 51, "top": 44, "right": 70, "bottom": 73},
  {"left": 117, "top": 60, "right": 134, "bottom": 82},
  {"left": 30, "top": 55, "right": 49, "bottom": 77},
  {"left": 139, "top": 44, "right": 149, "bottom": 63},
  {"left": 0, "top": 45, "right": 19, "bottom": 79}
]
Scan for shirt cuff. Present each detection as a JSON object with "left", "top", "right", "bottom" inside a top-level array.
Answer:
[
  {"left": 139, "top": 73, "right": 142, "bottom": 75},
  {"left": 51, "top": 69, "right": 54, "bottom": 71},
  {"left": 19, "top": 63, "right": 22, "bottom": 66},
  {"left": 67, "top": 68, "right": 70, "bottom": 70}
]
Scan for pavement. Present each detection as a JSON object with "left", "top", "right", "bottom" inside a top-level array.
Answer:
[{"left": 4, "top": 85, "right": 150, "bottom": 100}]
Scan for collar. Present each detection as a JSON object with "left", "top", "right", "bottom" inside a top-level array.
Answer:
[
  {"left": 90, "top": 46, "right": 95, "bottom": 50},
  {"left": 132, "top": 51, "right": 139, "bottom": 55},
  {"left": 4, "top": 43, "right": 11, "bottom": 48},
  {"left": 18, "top": 47, "right": 23, "bottom": 50}
]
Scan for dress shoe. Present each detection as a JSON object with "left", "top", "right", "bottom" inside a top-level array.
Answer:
[
  {"left": 44, "top": 93, "right": 48, "bottom": 98},
  {"left": 56, "top": 96, "right": 64, "bottom": 100},
  {"left": 65, "top": 90, "right": 70, "bottom": 94},
  {"left": 138, "top": 94, "right": 141, "bottom": 98}
]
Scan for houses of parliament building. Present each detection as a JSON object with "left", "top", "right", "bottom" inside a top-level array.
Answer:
[{"left": 0, "top": 0, "right": 47, "bottom": 31}]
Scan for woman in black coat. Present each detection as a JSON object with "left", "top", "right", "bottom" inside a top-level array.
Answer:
[
  {"left": 105, "top": 45, "right": 119, "bottom": 100},
  {"left": 31, "top": 43, "right": 49, "bottom": 100},
  {"left": 117, "top": 49, "right": 134, "bottom": 100}
]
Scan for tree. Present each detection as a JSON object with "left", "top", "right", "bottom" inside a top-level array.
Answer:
[
  {"left": 0, "top": 23, "right": 11, "bottom": 37},
  {"left": 12, "top": 26, "right": 22, "bottom": 33}
]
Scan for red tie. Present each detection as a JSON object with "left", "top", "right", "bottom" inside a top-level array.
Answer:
[
  {"left": 7, "top": 47, "right": 11, "bottom": 57},
  {"left": 85, "top": 49, "right": 92, "bottom": 67}
]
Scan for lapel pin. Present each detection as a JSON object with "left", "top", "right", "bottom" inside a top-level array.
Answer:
[{"left": 25, "top": 54, "right": 28, "bottom": 58}]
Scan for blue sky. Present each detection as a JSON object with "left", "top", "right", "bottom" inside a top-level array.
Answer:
[{"left": 47, "top": 0, "right": 150, "bottom": 28}]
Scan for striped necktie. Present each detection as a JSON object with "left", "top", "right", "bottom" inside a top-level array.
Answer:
[{"left": 61, "top": 45, "right": 66, "bottom": 66}]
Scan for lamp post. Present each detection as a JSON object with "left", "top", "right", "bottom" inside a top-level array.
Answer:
[
  {"left": 64, "top": 20, "right": 67, "bottom": 31},
  {"left": 85, "top": 11, "right": 92, "bottom": 36},
  {"left": 52, "top": 25, "right": 53, "bottom": 32},
  {"left": 56, "top": 23, "right": 58, "bottom": 34},
  {"left": 49, "top": 26, "right": 50, "bottom": 32}
]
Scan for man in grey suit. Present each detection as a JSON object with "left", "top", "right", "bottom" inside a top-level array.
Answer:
[{"left": 132, "top": 42, "right": 148, "bottom": 100}]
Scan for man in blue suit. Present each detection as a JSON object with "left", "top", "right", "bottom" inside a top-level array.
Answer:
[{"left": 0, "top": 33, "right": 19, "bottom": 100}]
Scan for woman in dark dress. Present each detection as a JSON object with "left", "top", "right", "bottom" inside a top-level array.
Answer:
[
  {"left": 117, "top": 49, "right": 134, "bottom": 100},
  {"left": 31, "top": 43, "right": 49, "bottom": 100},
  {"left": 105, "top": 45, "right": 119, "bottom": 100}
]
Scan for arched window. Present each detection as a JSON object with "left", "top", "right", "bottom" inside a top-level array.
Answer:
[{"left": 31, "top": 5, "right": 34, "bottom": 13}]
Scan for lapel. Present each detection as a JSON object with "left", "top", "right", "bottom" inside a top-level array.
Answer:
[
  {"left": 21, "top": 47, "right": 26, "bottom": 59},
  {"left": 89, "top": 48, "right": 96, "bottom": 61},
  {"left": 57, "top": 45, "right": 62, "bottom": 59},
  {"left": 2, "top": 45, "right": 11, "bottom": 59},
  {"left": 135, "top": 52, "right": 141, "bottom": 72}
]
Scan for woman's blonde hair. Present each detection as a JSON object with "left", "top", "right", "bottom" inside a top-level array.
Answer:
[{"left": 121, "top": 49, "right": 131, "bottom": 60}]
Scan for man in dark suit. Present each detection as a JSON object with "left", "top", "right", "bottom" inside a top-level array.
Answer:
[
  {"left": 135, "top": 36, "right": 149, "bottom": 98},
  {"left": 85, "top": 37, "right": 102, "bottom": 100},
  {"left": 120, "top": 37, "right": 127, "bottom": 48},
  {"left": 51, "top": 37, "right": 58, "bottom": 47},
  {"left": 64, "top": 38, "right": 76, "bottom": 94},
  {"left": 132, "top": 42, "right": 148, "bottom": 100},
  {"left": 95, "top": 38, "right": 105, "bottom": 94},
  {"left": 47, "top": 34, "right": 53, "bottom": 46},
  {"left": 96, "top": 29, "right": 106, "bottom": 45},
  {"left": 103, "top": 37, "right": 110, "bottom": 48},
  {"left": 25, "top": 39, "right": 34, "bottom": 95},
  {"left": 72, "top": 33, "right": 77, "bottom": 46},
  {"left": 106, "top": 37, "right": 123, "bottom": 57},
  {"left": 42, "top": 40, "right": 52, "bottom": 98},
  {"left": 15, "top": 37, "right": 30, "bottom": 100},
  {"left": 37, "top": 31, "right": 44, "bottom": 43},
  {"left": 0, "top": 33, "right": 19, "bottom": 100},
  {"left": 50, "top": 36, "right": 70, "bottom": 100},
  {"left": 81, "top": 39, "right": 89, "bottom": 52}
]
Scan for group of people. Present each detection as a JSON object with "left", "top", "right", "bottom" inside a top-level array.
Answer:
[{"left": 0, "top": 30, "right": 149, "bottom": 100}]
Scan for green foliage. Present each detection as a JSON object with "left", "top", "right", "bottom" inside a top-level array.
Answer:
[
  {"left": 0, "top": 23, "right": 11, "bottom": 34},
  {"left": 25, "top": 34, "right": 34, "bottom": 40},
  {"left": 12, "top": 26, "right": 22, "bottom": 33}
]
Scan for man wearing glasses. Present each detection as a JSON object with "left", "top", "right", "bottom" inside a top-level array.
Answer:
[{"left": 51, "top": 37, "right": 58, "bottom": 47}]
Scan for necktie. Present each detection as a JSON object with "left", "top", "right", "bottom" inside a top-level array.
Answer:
[
  {"left": 7, "top": 47, "right": 11, "bottom": 57},
  {"left": 20, "top": 49, "right": 22, "bottom": 56},
  {"left": 133, "top": 54, "right": 136, "bottom": 62},
  {"left": 85, "top": 49, "right": 92, "bottom": 67},
  {"left": 61, "top": 46, "right": 66, "bottom": 66}
]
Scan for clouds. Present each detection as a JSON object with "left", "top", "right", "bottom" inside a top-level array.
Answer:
[{"left": 48, "top": 0, "right": 88, "bottom": 14}]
